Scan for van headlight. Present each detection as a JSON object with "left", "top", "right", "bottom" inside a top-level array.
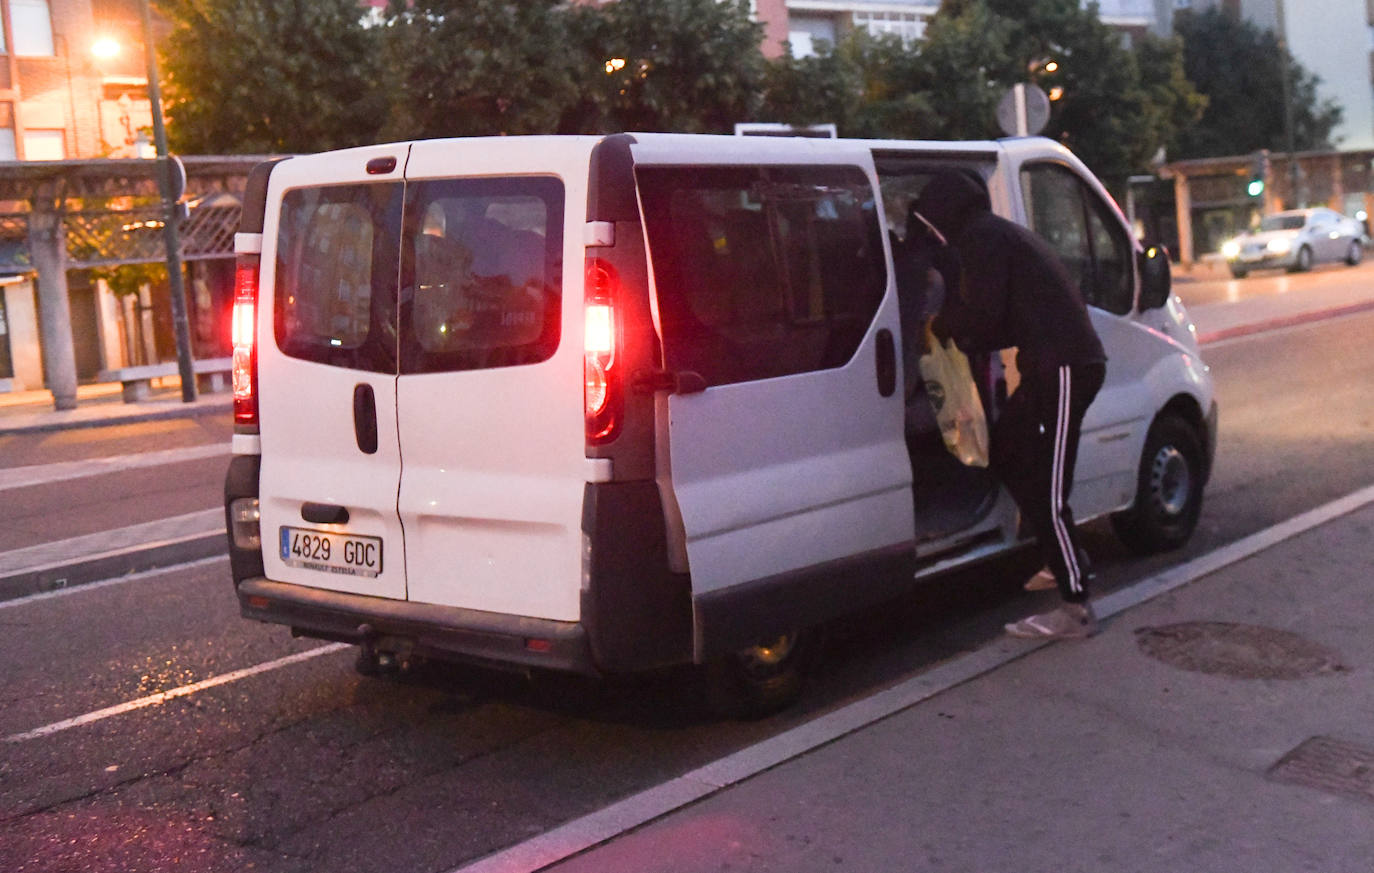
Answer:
[
  {"left": 1267, "top": 237, "right": 1292, "bottom": 254},
  {"left": 1220, "top": 240, "right": 1241, "bottom": 259}
]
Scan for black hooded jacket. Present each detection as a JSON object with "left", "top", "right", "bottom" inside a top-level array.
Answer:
[{"left": 914, "top": 169, "right": 1105, "bottom": 376}]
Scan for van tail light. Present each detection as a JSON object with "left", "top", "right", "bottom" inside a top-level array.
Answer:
[
  {"left": 584, "top": 257, "right": 622, "bottom": 444},
  {"left": 232, "top": 254, "right": 259, "bottom": 427}
]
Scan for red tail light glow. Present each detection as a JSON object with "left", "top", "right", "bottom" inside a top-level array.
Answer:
[
  {"left": 584, "top": 258, "right": 621, "bottom": 443},
  {"left": 232, "top": 254, "right": 260, "bottom": 426}
]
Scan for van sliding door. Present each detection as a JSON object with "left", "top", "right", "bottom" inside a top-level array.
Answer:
[{"left": 636, "top": 153, "right": 913, "bottom": 616}]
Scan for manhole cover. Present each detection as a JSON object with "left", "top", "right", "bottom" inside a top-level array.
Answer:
[
  {"left": 1270, "top": 736, "right": 1374, "bottom": 803},
  {"left": 1134, "top": 622, "right": 1347, "bottom": 679}
]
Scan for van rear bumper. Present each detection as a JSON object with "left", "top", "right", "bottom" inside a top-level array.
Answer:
[{"left": 236, "top": 578, "right": 596, "bottom": 675}]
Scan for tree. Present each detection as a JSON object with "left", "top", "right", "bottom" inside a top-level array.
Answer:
[
  {"left": 1171, "top": 8, "right": 1342, "bottom": 159},
  {"left": 951, "top": 0, "right": 1202, "bottom": 181},
  {"left": 380, "top": 0, "right": 588, "bottom": 139},
  {"left": 576, "top": 0, "right": 766, "bottom": 134},
  {"left": 158, "top": 0, "right": 386, "bottom": 154},
  {"left": 760, "top": 0, "right": 1201, "bottom": 182}
]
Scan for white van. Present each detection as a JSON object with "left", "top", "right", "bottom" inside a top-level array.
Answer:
[{"left": 224, "top": 134, "right": 1216, "bottom": 713}]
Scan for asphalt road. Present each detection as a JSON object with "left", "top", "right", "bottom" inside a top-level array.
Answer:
[{"left": 3, "top": 273, "right": 1374, "bottom": 872}]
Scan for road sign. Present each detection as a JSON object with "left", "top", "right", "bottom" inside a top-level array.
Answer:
[{"left": 996, "top": 84, "right": 1050, "bottom": 137}]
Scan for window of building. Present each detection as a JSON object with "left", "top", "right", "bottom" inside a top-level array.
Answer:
[
  {"left": 0, "top": 128, "right": 15, "bottom": 161},
  {"left": 787, "top": 14, "right": 837, "bottom": 57},
  {"left": 11, "top": 0, "right": 55, "bottom": 57},
  {"left": 22, "top": 129, "right": 64, "bottom": 160},
  {"left": 637, "top": 164, "right": 887, "bottom": 388},
  {"left": 852, "top": 10, "right": 928, "bottom": 43}
]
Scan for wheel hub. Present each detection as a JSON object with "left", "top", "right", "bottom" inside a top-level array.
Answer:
[
  {"left": 742, "top": 634, "right": 795, "bottom": 668},
  {"left": 1150, "top": 445, "right": 1190, "bottom": 516}
]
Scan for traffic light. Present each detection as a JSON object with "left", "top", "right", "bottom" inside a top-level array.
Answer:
[{"left": 1248, "top": 152, "right": 1268, "bottom": 198}]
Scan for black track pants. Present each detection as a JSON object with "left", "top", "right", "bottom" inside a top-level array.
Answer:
[{"left": 991, "top": 362, "right": 1106, "bottom": 603}]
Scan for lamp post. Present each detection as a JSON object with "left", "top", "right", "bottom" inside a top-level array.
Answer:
[{"left": 140, "top": 0, "right": 196, "bottom": 401}]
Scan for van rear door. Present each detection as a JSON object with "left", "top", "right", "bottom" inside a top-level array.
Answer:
[
  {"left": 632, "top": 137, "right": 914, "bottom": 614},
  {"left": 395, "top": 139, "right": 590, "bottom": 622},
  {"left": 256, "top": 146, "right": 408, "bottom": 600}
]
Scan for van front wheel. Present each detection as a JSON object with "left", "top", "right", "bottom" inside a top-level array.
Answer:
[
  {"left": 1110, "top": 415, "right": 1205, "bottom": 554},
  {"left": 707, "top": 629, "right": 817, "bottom": 719}
]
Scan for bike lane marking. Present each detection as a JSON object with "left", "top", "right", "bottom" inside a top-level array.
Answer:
[
  {"left": 3, "top": 642, "right": 349, "bottom": 744},
  {"left": 0, "top": 443, "right": 228, "bottom": 492}
]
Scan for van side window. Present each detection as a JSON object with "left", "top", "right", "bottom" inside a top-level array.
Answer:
[
  {"left": 399, "top": 177, "right": 564, "bottom": 374},
  {"left": 275, "top": 183, "right": 403, "bottom": 374},
  {"left": 1020, "top": 163, "right": 1133, "bottom": 315},
  {"left": 637, "top": 164, "right": 886, "bottom": 387}
]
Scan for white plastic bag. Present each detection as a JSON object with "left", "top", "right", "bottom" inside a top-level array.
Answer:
[{"left": 918, "top": 323, "right": 990, "bottom": 468}]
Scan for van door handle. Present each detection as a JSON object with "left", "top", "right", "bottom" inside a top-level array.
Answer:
[
  {"left": 631, "top": 369, "right": 708, "bottom": 395},
  {"left": 353, "top": 383, "right": 379, "bottom": 455},
  {"left": 302, "top": 502, "right": 350, "bottom": 524},
  {"left": 875, "top": 329, "right": 896, "bottom": 397}
]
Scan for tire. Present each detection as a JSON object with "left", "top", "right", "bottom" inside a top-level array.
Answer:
[
  {"left": 1290, "top": 245, "right": 1313, "bottom": 273},
  {"left": 1346, "top": 240, "right": 1363, "bottom": 266},
  {"left": 706, "top": 629, "right": 818, "bottom": 719},
  {"left": 1110, "top": 415, "right": 1206, "bottom": 555},
  {"left": 1228, "top": 264, "right": 1248, "bottom": 279}
]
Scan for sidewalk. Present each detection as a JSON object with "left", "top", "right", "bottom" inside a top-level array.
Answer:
[
  {"left": 0, "top": 380, "right": 231, "bottom": 435},
  {"left": 522, "top": 495, "right": 1374, "bottom": 873}
]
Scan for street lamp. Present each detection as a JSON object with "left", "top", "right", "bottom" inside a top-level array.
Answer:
[{"left": 139, "top": 0, "right": 197, "bottom": 401}]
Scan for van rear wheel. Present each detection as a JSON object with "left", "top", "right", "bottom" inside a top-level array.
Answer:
[
  {"left": 1110, "top": 415, "right": 1205, "bottom": 554},
  {"left": 706, "top": 629, "right": 818, "bottom": 719}
]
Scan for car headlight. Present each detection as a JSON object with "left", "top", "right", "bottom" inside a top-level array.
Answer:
[
  {"left": 1221, "top": 240, "right": 1241, "bottom": 258},
  {"left": 1267, "top": 237, "right": 1292, "bottom": 254}
]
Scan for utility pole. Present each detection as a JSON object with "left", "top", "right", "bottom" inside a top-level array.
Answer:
[{"left": 141, "top": 0, "right": 196, "bottom": 402}]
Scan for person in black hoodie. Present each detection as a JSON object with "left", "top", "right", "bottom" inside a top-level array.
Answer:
[{"left": 914, "top": 168, "right": 1107, "bottom": 639}]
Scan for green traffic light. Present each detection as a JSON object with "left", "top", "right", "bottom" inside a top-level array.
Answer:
[{"left": 1247, "top": 179, "right": 1265, "bottom": 197}]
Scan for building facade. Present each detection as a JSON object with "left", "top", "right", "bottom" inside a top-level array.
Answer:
[
  {"left": 0, "top": 0, "right": 201, "bottom": 397},
  {"left": 756, "top": 0, "right": 1176, "bottom": 57}
]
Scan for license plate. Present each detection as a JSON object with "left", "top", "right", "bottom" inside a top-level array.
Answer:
[{"left": 279, "top": 526, "right": 383, "bottom": 578}]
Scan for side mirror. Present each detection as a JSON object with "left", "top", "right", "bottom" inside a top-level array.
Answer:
[{"left": 1138, "top": 245, "right": 1171, "bottom": 311}]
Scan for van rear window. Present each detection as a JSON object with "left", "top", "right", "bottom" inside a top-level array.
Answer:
[
  {"left": 275, "top": 183, "right": 403, "bottom": 373},
  {"left": 400, "top": 177, "right": 563, "bottom": 374}
]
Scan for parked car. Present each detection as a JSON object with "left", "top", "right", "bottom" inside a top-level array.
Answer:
[{"left": 1220, "top": 207, "right": 1365, "bottom": 278}]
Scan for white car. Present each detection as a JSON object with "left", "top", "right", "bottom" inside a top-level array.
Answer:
[{"left": 1221, "top": 207, "right": 1365, "bottom": 278}]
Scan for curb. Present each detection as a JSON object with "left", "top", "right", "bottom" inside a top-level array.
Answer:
[
  {"left": 0, "top": 530, "right": 226, "bottom": 602},
  {"left": 1196, "top": 298, "right": 1374, "bottom": 345}
]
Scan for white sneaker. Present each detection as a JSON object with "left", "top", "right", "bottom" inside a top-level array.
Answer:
[{"left": 1005, "top": 602, "right": 1098, "bottom": 640}]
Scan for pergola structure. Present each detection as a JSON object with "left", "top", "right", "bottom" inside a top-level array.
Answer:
[
  {"left": 0, "top": 156, "right": 270, "bottom": 408},
  {"left": 1159, "top": 149, "right": 1374, "bottom": 267}
]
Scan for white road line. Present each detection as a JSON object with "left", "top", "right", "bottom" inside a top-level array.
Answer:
[
  {"left": 0, "top": 555, "right": 228, "bottom": 611},
  {"left": 3, "top": 643, "right": 350, "bottom": 744},
  {"left": 451, "top": 482, "right": 1374, "bottom": 873},
  {"left": 0, "top": 443, "right": 229, "bottom": 492}
]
